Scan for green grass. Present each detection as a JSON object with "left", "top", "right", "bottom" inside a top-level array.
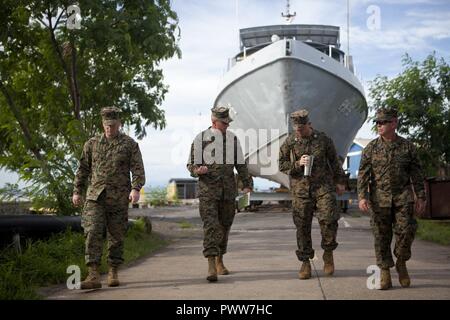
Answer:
[
  {"left": 417, "top": 219, "right": 450, "bottom": 246},
  {"left": 0, "top": 217, "right": 168, "bottom": 300},
  {"left": 178, "top": 221, "right": 194, "bottom": 229}
]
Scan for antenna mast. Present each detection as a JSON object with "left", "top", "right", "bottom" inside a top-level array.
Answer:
[
  {"left": 281, "top": 0, "right": 296, "bottom": 23},
  {"left": 347, "top": 0, "right": 350, "bottom": 58},
  {"left": 236, "top": 0, "right": 240, "bottom": 51}
]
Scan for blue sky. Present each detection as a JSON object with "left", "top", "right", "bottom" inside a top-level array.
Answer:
[{"left": 1, "top": 0, "right": 449, "bottom": 190}]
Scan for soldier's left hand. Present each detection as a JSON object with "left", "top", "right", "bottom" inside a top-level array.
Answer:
[
  {"left": 129, "top": 189, "right": 140, "bottom": 204},
  {"left": 336, "top": 184, "right": 346, "bottom": 196},
  {"left": 242, "top": 187, "right": 252, "bottom": 194},
  {"left": 72, "top": 194, "right": 82, "bottom": 207},
  {"left": 415, "top": 198, "right": 426, "bottom": 215}
]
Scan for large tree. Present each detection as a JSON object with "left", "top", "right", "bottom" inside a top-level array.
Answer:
[
  {"left": 369, "top": 53, "right": 450, "bottom": 177},
  {"left": 0, "top": 1, "right": 180, "bottom": 214}
]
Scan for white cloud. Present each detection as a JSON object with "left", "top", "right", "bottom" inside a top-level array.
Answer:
[
  {"left": 351, "top": 26, "right": 428, "bottom": 50},
  {"left": 0, "top": 170, "right": 21, "bottom": 186},
  {"left": 405, "top": 10, "right": 450, "bottom": 18}
]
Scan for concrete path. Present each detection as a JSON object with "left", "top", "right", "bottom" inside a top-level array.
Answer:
[{"left": 46, "top": 205, "right": 450, "bottom": 300}]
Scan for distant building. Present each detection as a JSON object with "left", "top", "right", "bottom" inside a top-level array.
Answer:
[
  {"left": 167, "top": 178, "right": 198, "bottom": 201},
  {"left": 343, "top": 138, "right": 372, "bottom": 178}
]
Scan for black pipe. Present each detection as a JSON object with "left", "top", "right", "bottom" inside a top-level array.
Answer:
[
  {"left": 0, "top": 214, "right": 82, "bottom": 235},
  {"left": 0, "top": 215, "right": 83, "bottom": 248},
  {"left": 0, "top": 215, "right": 135, "bottom": 249}
]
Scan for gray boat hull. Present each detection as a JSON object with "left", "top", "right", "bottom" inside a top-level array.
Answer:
[{"left": 214, "top": 39, "right": 367, "bottom": 187}]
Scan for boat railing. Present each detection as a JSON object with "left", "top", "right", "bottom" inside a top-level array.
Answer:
[{"left": 229, "top": 38, "right": 346, "bottom": 71}]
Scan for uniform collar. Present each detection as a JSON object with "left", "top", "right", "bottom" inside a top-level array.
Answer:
[
  {"left": 206, "top": 126, "right": 227, "bottom": 140},
  {"left": 378, "top": 134, "right": 400, "bottom": 146},
  {"left": 101, "top": 132, "right": 122, "bottom": 145},
  {"left": 294, "top": 129, "right": 318, "bottom": 142}
]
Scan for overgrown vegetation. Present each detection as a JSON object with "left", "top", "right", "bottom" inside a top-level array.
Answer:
[
  {"left": 145, "top": 186, "right": 181, "bottom": 207},
  {"left": 147, "top": 187, "right": 168, "bottom": 207},
  {"left": 0, "top": 218, "right": 167, "bottom": 300},
  {"left": 417, "top": 219, "right": 450, "bottom": 246}
]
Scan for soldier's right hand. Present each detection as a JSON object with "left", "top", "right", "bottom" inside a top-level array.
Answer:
[
  {"left": 72, "top": 194, "right": 82, "bottom": 207},
  {"left": 358, "top": 199, "right": 369, "bottom": 212},
  {"left": 195, "top": 166, "right": 208, "bottom": 175},
  {"left": 415, "top": 198, "right": 426, "bottom": 215},
  {"left": 299, "top": 155, "right": 310, "bottom": 166}
]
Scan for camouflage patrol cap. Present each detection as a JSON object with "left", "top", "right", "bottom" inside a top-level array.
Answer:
[
  {"left": 290, "top": 109, "right": 310, "bottom": 125},
  {"left": 211, "top": 105, "right": 233, "bottom": 124},
  {"left": 374, "top": 107, "right": 398, "bottom": 122},
  {"left": 101, "top": 106, "right": 122, "bottom": 125}
]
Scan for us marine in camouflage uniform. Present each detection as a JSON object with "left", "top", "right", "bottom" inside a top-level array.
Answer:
[
  {"left": 279, "top": 109, "right": 347, "bottom": 280},
  {"left": 187, "top": 106, "right": 252, "bottom": 282},
  {"left": 358, "top": 108, "right": 426, "bottom": 290},
  {"left": 72, "top": 107, "right": 145, "bottom": 289}
]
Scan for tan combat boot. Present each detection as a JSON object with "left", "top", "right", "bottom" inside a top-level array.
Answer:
[
  {"left": 207, "top": 256, "right": 218, "bottom": 282},
  {"left": 379, "top": 268, "right": 392, "bottom": 290},
  {"left": 298, "top": 260, "right": 312, "bottom": 280},
  {"left": 396, "top": 259, "right": 411, "bottom": 288},
  {"left": 80, "top": 264, "right": 102, "bottom": 290},
  {"left": 107, "top": 265, "right": 120, "bottom": 287},
  {"left": 323, "top": 250, "right": 335, "bottom": 276},
  {"left": 216, "top": 255, "right": 229, "bottom": 275}
]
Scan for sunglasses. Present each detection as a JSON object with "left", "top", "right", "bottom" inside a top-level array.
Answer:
[{"left": 375, "top": 120, "right": 392, "bottom": 125}]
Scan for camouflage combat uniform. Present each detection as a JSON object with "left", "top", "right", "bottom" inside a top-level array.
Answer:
[
  {"left": 73, "top": 110, "right": 145, "bottom": 267},
  {"left": 357, "top": 134, "right": 425, "bottom": 269},
  {"left": 187, "top": 109, "right": 251, "bottom": 258},
  {"left": 279, "top": 112, "right": 346, "bottom": 262}
]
